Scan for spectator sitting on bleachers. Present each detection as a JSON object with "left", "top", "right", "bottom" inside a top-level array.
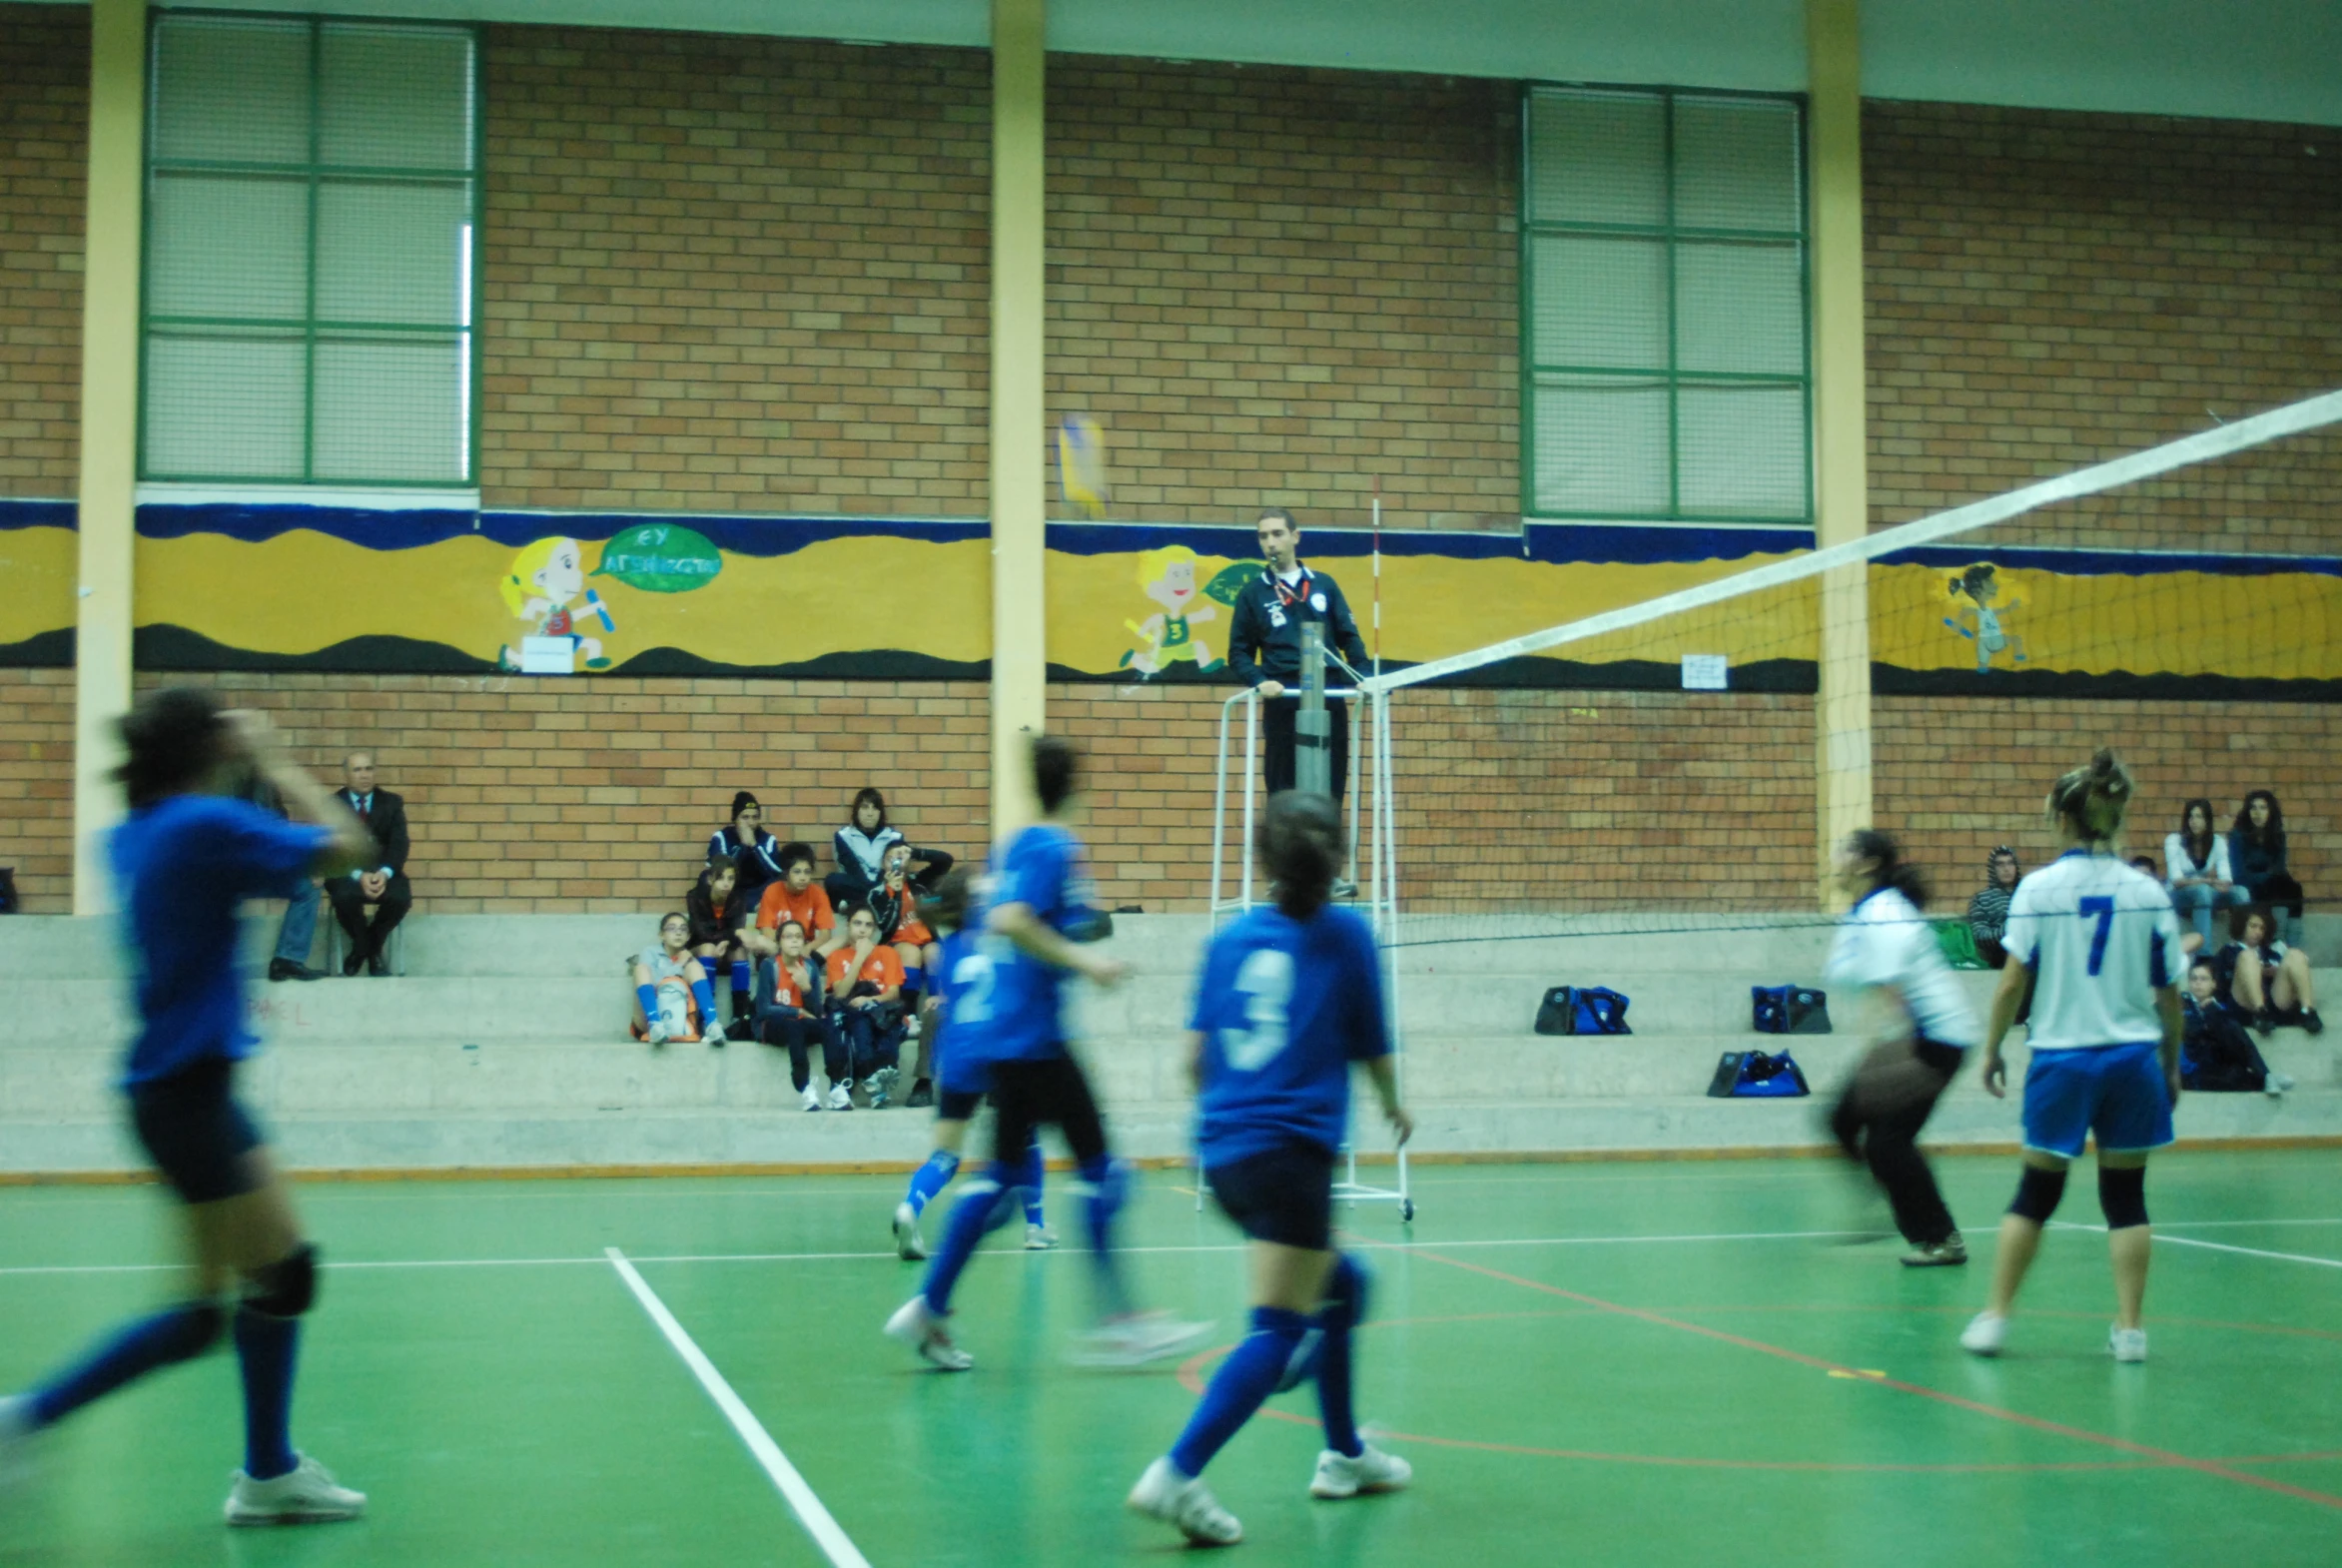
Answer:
[
  {"left": 328, "top": 751, "right": 410, "bottom": 977},
  {"left": 2230, "top": 790, "right": 2305, "bottom": 940},
  {"left": 755, "top": 918, "right": 846, "bottom": 1114},
  {"left": 743, "top": 842, "right": 844, "bottom": 980},
  {"left": 629, "top": 912, "right": 725, "bottom": 1047},
  {"left": 709, "top": 792, "right": 786, "bottom": 913},
  {"left": 825, "top": 787, "right": 953, "bottom": 919},
  {"left": 868, "top": 842, "right": 943, "bottom": 1019},
  {"left": 2214, "top": 904, "right": 2324, "bottom": 1039},
  {"left": 2165, "top": 797, "right": 2244, "bottom": 952},
  {"left": 2181, "top": 956, "right": 2288, "bottom": 1096},
  {"left": 826, "top": 905, "right": 908, "bottom": 1110},
  {"left": 1967, "top": 846, "right": 2019, "bottom": 969},
  {"left": 686, "top": 858, "right": 749, "bottom": 1026}
]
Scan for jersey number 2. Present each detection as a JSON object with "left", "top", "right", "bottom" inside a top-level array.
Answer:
[
  {"left": 1221, "top": 949, "right": 1293, "bottom": 1072},
  {"left": 953, "top": 952, "right": 997, "bottom": 1025},
  {"left": 2079, "top": 896, "right": 2116, "bottom": 976}
]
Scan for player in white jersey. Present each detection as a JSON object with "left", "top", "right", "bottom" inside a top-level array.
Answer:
[
  {"left": 1823, "top": 831, "right": 1980, "bottom": 1267},
  {"left": 1961, "top": 751, "right": 2185, "bottom": 1363}
]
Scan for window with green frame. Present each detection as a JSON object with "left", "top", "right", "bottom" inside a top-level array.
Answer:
[
  {"left": 142, "top": 12, "right": 479, "bottom": 487},
  {"left": 1521, "top": 85, "right": 1811, "bottom": 522}
]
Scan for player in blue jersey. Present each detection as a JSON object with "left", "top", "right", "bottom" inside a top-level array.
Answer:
[
  {"left": 1128, "top": 792, "right": 1414, "bottom": 1546},
  {"left": 0, "top": 690, "right": 376, "bottom": 1523},
  {"left": 891, "top": 867, "right": 1054, "bottom": 1260},
  {"left": 884, "top": 734, "right": 1206, "bottom": 1370},
  {"left": 1961, "top": 750, "right": 2187, "bottom": 1363}
]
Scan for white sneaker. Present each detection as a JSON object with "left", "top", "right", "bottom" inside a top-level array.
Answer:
[
  {"left": 1070, "top": 1311, "right": 1214, "bottom": 1368},
  {"left": 702, "top": 1021, "right": 726, "bottom": 1047},
  {"left": 801, "top": 1086, "right": 822, "bottom": 1113},
  {"left": 1960, "top": 1310, "right": 2009, "bottom": 1357},
  {"left": 1310, "top": 1444, "right": 1411, "bottom": 1499},
  {"left": 828, "top": 1083, "right": 853, "bottom": 1112},
  {"left": 1025, "top": 1223, "right": 1059, "bottom": 1250},
  {"left": 870, "top": 1066, "right": 899, "bottom": 1109},
  {"left": 645, "top": 1022, "right": 670, "bottom": 1047},
  {"left": 883, "top": 1296, "right": 972, "bottom": 1371},
  {"left": 2109, "top": 1325, "right": 2149, "bottom": 1363},
  {"left": 894, "top": 1201, "right": 927, "bottom": 1261},
  {"left": 1127, "top": 1456, "right": 1242, "bottom": 1546},
  {"left": 223, "top": 1453, "right": 367, "bottom": 1525},
  {"left": 0, "top": 1393, "right": 39, "bottom": 1487},
  {"left": 2267, "top": 1072, "right": 2297, "bottom": 1097}
]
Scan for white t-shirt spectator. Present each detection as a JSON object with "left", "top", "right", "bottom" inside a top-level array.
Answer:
[
  {"left": 2162, "top": 831, "right": 2232, "bottom": 887},
  {"left": 2002, "top": 852, "right": 2186, "bottom": 1052},
  {"left": 1824, "top": 887, "right": 1981, "bottom": 1048}
]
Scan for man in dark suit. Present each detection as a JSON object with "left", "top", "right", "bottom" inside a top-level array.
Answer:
[{"left": 326, "top": 752, "right": 411, "bottom": 977}]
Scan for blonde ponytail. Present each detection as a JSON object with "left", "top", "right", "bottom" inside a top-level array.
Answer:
[{"left": 2045, "top": 748, "right": 2133, "bottom": 844}]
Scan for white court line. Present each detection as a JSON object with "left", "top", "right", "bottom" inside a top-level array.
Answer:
[
  {"left": 2153, "top": 1233, "right": 2342, "bottom": 1270},
  {"left": 605, "top": 1246, "right": 874, "bottom": 1568}
]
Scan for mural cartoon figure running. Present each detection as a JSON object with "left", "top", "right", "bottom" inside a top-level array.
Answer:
[
  {"left": 498, "top": 536, "right": 616, "bottom": 671},
  {"left": 1944, "top": 562, "right": 2025, "bottom": 673},
  {"left": 1121, "top": 544, "right": 1223, "bottom": 676}
]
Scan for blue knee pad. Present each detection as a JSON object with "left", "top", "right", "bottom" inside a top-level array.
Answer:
[
  {"left": 2008, "top": 1164, "right": 2069, "bottom": 1223},
  {"left": 2098, "top": 1165, "right": 2149, "bottom": 1230}
]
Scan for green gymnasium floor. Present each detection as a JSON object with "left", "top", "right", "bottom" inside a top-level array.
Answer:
[{"left": 2, "top": 1151, "right": 2338, "bottom": 1567}]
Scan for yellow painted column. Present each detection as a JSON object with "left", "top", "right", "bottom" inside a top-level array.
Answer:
[
  {"left": 1807, "top": 0, "right": 1871, "bottom": 908},
  {"left": 73, "top": 0, "right": 146, "bottom": 915},
  {"left": 988, "top": 0, "right": 1047, "bottom": 838}
]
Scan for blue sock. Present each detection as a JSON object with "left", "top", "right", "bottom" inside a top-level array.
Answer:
[
  {"left": 635, "top": 984, "right": 659, "bottom": 1031},
  {"left": 905, "top": 1150, "right": 961, "bottom": 1217},
  {"left": 729, "top": 958, "right": 751, "bottom": 1000},
  {"left": 1014, "top": 1142, "right": 1046, "bottom": 1227},
  {"left": 920, "top": 1171, "right": 1020, "bottom": 1315},
  {"left": 28, "top": 1302, "right": 223, "bottom": 1427},
  {"left": 1078, "top": 1155, "right": 1133, "bottom": 1318},
  {"left": 233, "top": 1306, "right": 300, "bottom": 1481},
  {"left": 1316, "top": 1253, "right": 1368, "bottom": 1457},
  {"left": 1168, "top": 1306, "right": 1310, "bottom": 1479},
  {"left": 689, "top": 977, "right": 718, "bottom": 1034}
]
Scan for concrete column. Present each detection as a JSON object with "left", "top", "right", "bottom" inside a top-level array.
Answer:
[
  {"left": 987, "top": 0, "right": 1047, "bottom": 839},
  {"left": 73, "top": 0, "right": 146, "bottom": 915},
  {"left": 1807, "top": 0, "right": 1872, "bottom": 908}
]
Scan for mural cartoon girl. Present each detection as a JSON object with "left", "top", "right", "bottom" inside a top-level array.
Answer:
[
  {"left": 1945, "top": 563, "right": 2025, "bottom": 673},
  {"left": 497, "top": 536, "right": 615, "bottom": 671},
  {"left": 1121, "top": 544, "right": 1222, "bottom": 677}
]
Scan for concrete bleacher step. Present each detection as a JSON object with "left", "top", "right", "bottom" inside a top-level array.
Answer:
[{"left": 4, "top": 912, "right": 2339, "bottom": 1176}]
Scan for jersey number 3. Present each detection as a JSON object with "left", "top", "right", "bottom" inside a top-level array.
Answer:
[{"left": 1221, "top": 949, "right": 1293, "bottom": 1071}]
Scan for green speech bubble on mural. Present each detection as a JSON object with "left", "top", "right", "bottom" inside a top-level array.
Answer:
[
  {"left": 591, "top": 524, "right": 723, "bottom": 594},
  {"left": 1203, "top": 560, "right": 1264, "bottom": 606}
]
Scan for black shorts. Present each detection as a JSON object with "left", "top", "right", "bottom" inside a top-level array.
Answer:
[
  {"left": 987, "top": 1054, "right": 1109, "bottom": 1170},
  {"left": 937, "top": 1087, "right": 986, "bottom": 1123},
  {"left": 129, "top": 1057, "right": 267, "bottom": 1205},
  {"left": 1205, "top": 1142, "right": 1336, "bottom": 1251}
]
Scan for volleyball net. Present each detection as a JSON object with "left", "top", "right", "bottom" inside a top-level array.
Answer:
[{"left": 1350, "top": 387, "right": 2342, "bottom": 952}]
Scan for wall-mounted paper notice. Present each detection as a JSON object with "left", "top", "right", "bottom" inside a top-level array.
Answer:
[{"left": 1681, "top": 654, "right": 1728, "bottom": 690}]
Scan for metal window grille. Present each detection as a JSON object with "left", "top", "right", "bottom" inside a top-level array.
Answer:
[
  {"left": 1521, "top": 85, "right": 1812, "bottom": 523},
  {"left": 142, "top": 12, "right": 480, "bottom": 486}
]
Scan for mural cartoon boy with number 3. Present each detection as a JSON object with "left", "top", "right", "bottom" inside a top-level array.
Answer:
[{"left": 497, "top": 536, "right": 616, "bottom": 671}]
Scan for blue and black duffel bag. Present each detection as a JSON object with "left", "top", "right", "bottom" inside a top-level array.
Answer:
[
  {"left": 1534, "top": 985, "right": 1632, "bottom": 1036},
  {"left": 1706, "top": 1049, "right": 1812, "bottom": 1099},
  {"left": 1751, "top": 984, "right": 1833, "bottom": 1035}
]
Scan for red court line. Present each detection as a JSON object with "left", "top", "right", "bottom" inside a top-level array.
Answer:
[{"left": 1408, "top": 1247, "right": 2342, "bottom": 1514}]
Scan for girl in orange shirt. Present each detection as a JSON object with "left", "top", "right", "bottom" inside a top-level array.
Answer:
[{"left": 826, "top": 906, "right": 908, "bottom": 1109}]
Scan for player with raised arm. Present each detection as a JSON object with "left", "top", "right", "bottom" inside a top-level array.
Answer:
[
  {"left": 892, "top": 867, "right": 1054, "bottom": 1260},
  {"left": 883, "top": 735, "right": 1205, "bottom": 1371},
  {"left": 0, "top": 690, "right": 376, "bottom": 1523},
  {"left": 1960, "top": 750, "right": 2186, "bottom": 1363},
  {"left": 1823, "top": 830, "right": 1978, "bottom": 1267},
  {"left": 1128, "top": 791, "right": 1414, "bottom": 1547}
]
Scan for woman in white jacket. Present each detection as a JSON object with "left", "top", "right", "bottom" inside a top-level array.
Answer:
[{"left": 2164, "top": 798, "right": 2243, "bottom": 950}]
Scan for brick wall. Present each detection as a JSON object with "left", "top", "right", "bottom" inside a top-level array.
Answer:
[
  {"left": 1864, "top": 102, "right": 2342, "bottom": 552},
  {"left": 477, "top": 28, "right": 992, "bottom": 513},
  {"left": 0, "top": 667, "right": 74, "bottom": 912},
  {"left": 1045, "top": 59, "right": 1520, "bottom": 530},
  {"left": 1875, "top": 694, "right": 2335, "bottom": 906},
  {"left": 0, "top": 6, "right": 86, "bottom": 497},
  {"left": 156, "top": 673, "right": 991, "bottom": 912}
]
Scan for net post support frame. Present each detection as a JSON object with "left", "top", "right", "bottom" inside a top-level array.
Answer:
[{"left": 1295, "top": 621, "right": 1331, "bottom": 796}]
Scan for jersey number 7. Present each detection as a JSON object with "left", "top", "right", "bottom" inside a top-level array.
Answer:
[{"left": 2079, "top": 896, "right": 2116, "bottom": 976}]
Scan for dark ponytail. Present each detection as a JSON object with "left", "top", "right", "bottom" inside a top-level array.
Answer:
[
  {"left": 114, "top": 686, "right": 230, "bottom": 809},
  {"left": 1260, "top": 790, "right": 1341, "bottom": 919},
  {"left": 1848, "top": 828, "right": 1929, "bottom": 911}
]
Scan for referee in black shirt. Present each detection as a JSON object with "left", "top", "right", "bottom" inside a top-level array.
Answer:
[{"left": 1226, "top": 507, "right": 1371, "bottom": 809}]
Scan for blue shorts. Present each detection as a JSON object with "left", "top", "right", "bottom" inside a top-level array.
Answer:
[
  {"left": 1205, "top": 1141, "right": 1337, "bottom": 1251},
  {"left": 2021, "top": 1042, "right": 2174, "bottom": 1161},
  {"left": 129, "top": 1057, "right": 267, "bottom": 1204}
]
